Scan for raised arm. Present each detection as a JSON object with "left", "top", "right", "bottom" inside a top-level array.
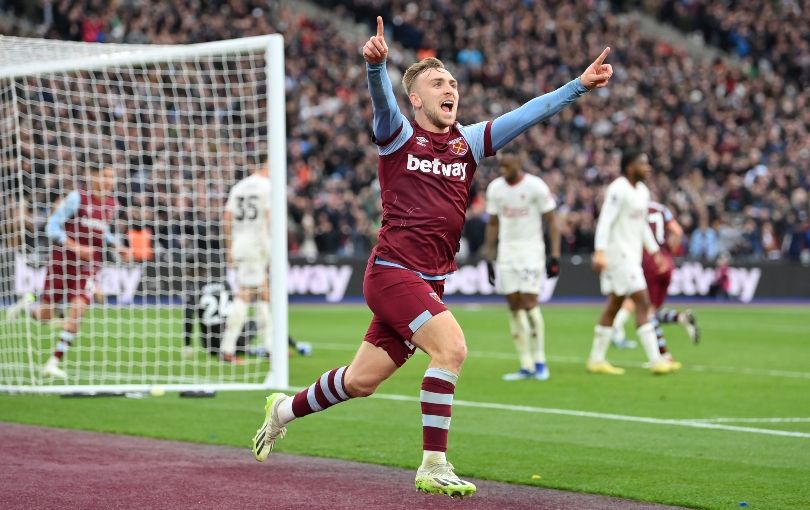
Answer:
[
  {"left": 364, "top": 16, "right": 407, "bottom": 143},
  {"left": 491, "top": 48, "right": 613, "bottom": 151}
]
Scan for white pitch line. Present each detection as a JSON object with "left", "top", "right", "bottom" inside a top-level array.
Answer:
[
  {"left": 370, "top": 393, "right": 810, "bottom": 439},
  {"left": 682, "top": 417, "right": 810, "bottom": 424},
  {"left": 310, "top": 343, "right": 810, "bottom": 380},
  {"left": 684, "top": 364, "right": 810, "bottom": 380}
]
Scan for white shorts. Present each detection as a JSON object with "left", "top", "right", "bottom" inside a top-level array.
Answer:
[
  {"left": 600, "top": 264, "right": 646, "bottom": 297},
  {"left": 235, "top": 258, "right": 269, "bottom": 287},
  {"left": 497, "top": 263, "right": 543, "bottom": 295}
]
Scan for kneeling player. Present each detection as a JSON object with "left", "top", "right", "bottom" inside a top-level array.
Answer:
[{"left": 182, "top": 255, "right": 310, "bottom": 358}]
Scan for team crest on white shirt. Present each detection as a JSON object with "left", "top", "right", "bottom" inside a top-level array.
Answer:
[{"left": 448, "top": 137, "right": 468, "bottom": 156}]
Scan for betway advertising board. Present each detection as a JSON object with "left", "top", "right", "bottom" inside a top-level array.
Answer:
[{"left": 13, "top": 255, "right": 808, "bottom": 303}]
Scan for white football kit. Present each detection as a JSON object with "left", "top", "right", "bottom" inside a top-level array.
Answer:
[
  {"left": 486, "top": 174, "right": 556, "bottom": 295},
  {"left": 594, "top": 176, "right": 659, "bottom": 296},
  {"left": 225, "top": 173, "right": 272, "bottom": 287}
]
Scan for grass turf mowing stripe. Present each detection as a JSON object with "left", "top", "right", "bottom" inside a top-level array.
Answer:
[
  {"left": 311, "top": 342, "right": 810, "bottom": 380},
  {"left": 364, "top": 392, "right": 810, "bottom": 439}
]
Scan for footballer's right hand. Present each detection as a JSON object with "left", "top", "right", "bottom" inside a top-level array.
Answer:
[
  {"left": 363, "top": 16, "right": 388, "bottom": 64},
  {"left": 79, "top": 246, "right": 95, "bottom": 261},
  {"left": 67, "top": 239, "right": 94, "bottom": 261},
  {"left": 580, "top": 47, "right": 613, "bottom": 90},
  {"left": 116, "top": 246, "right": 132, "bottom": 262},
  {"left": 591, "top": 250, "right": 607, "bottom": 273},
  {"left": 486, "top": 260, "right": 496, "bottom": 286}
]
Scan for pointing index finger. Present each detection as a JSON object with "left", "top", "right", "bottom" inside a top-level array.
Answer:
[
  {"left": 376, "top": 16, "right": 384, "bottom": 38},
  {"left": 595, "top": 46, "right": 610, "bottom": 65}
]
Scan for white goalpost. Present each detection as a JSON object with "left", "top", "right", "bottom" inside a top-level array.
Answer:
[{"left": 0, "top": 34, "right": 288, "bottom": 393}]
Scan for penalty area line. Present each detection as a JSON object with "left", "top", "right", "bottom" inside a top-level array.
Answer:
[{"left": 371, "top": 393, "right": 810, "bottom": 439}]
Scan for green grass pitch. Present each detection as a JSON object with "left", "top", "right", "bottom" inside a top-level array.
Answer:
[{"left": 1, "top": 303, "right": 809, "bottom": 509}]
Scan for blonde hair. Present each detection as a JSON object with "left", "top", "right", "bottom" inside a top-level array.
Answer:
[{"left": 401, "top": 57, "right": 446, "bottom": 95}]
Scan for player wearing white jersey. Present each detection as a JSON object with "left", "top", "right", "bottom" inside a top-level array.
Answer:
[
  {"left": 587, "top": 151, "right": 678, "bottom": 375},
  {"left": 220, "top": 162, "right": 273, "bottom": 363},
  {"left": 485, "top": 150, "right": 560, "bottom": 381}
]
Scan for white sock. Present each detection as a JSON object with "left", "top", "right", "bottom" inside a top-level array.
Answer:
[
  {"left": 508, "top": 309, "right": 534, "bottom": 371},
  {"left": 526, "top": 306, "right": 545, "bottom": 364},
  {"left": 589, "top": 325, "right": 613, "bottom": 364},
  {"left": 256, "top": 300, "right": 272, "bottom": 350},
  {"left": 277, "top": 395, "right": 296, "bottom": 426},
  {"left": 221, "top": 298, "right": 248, "bottom": 356},
  {"left": 637, "top": 323, "right": 662, "bottom": 363},
  {"left": 612, "top": 307, "right": 631, "bottom": 339},
  {"left": 421, "top": 450, "right": 447, "bottom": 467}
]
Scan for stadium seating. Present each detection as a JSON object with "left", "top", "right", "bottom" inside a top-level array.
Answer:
[{"left": 4, "top": 0, "right": 808, "bottom": 262}]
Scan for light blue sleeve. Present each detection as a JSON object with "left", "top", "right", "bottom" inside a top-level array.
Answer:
[
  {"left": 458, "top": 122, "right": 490, "bottom": 164},
  {"left": 367, "top": 62, "right": 413, "bottom": 155},
  {"left": 46, "top": 191, "right": 81, "bottom": 244},
  {"left": 104, "top": 229, "right": 118, "bottom": 246},
  {"left": 491, "top": 78, "right": 588, "bottom": 151}
]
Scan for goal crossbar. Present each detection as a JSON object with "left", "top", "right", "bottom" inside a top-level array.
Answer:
[{"left": 0, "top": 34, "right": 280, "bottom": 79}]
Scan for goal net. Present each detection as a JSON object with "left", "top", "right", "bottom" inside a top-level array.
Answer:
[{"left": 0, "top": 35, "right": 289, "bottom": 394}]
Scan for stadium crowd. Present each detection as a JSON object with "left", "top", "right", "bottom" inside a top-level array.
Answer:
[{"left": 3, "top": 0, "right": 809, "bottom": 264}]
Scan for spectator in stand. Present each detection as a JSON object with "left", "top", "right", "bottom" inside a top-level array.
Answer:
[
  {"left": 127, "top": 196, "right": 154, "bottom": 262},
  {"left": 314, "top": 211, "right": 341, "bottom": 255},
  {"left": 760, "top": 222, "right": 782, "bottom": 260},
  {"left": 741, "top": 218, "right": 763, "bottom": 259},
  {"left": 709, "top": 253, "right": 732, "bottom": 300},
  {"left": 689, "top": 216, "right": 719, "bottom": 261},
  {"left": 4, "top": 0, "right": 808, "bottom": 265}
]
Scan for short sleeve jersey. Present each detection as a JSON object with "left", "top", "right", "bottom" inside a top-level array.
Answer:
[
  {"left": 225, "top": 173, "right": 272, "bottom": 257},
  {"left": 52, "top": 189, "right": 118, "bottom": 274},
  {"left": 596, "top": 177, "right": 651, "bottom": 267},
  {"left": 485, "top": 174, "right": 556, "bottom": 264}
]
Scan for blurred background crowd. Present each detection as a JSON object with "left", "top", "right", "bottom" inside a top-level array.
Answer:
[{"left": 1, "top": 0, "right": 808, "bottom": 264}]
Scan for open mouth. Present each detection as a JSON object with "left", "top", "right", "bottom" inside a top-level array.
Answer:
[{"left": 440, "top": 100, "right": 454, "bottom": 113}]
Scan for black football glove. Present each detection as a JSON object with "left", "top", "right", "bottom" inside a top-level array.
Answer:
[
  {"left": 546, "top": 256, "right": 560, "bottom": 278},
  {"left": 486, "top": 260, "right": 496, "bottom": 286}
]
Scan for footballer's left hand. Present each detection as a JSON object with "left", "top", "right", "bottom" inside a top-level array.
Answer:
[
  {"left": 546, "top": 257, "right": 560, "bottom": 278},
  {"left": 580, "top": 47, "right": 613, "bottom": 90},
  {"left": 486, "top": 260, "right": 496, "bottom": 287},
  {"left": 653, "top": 252, "right": 670, "bottom": 274}
]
